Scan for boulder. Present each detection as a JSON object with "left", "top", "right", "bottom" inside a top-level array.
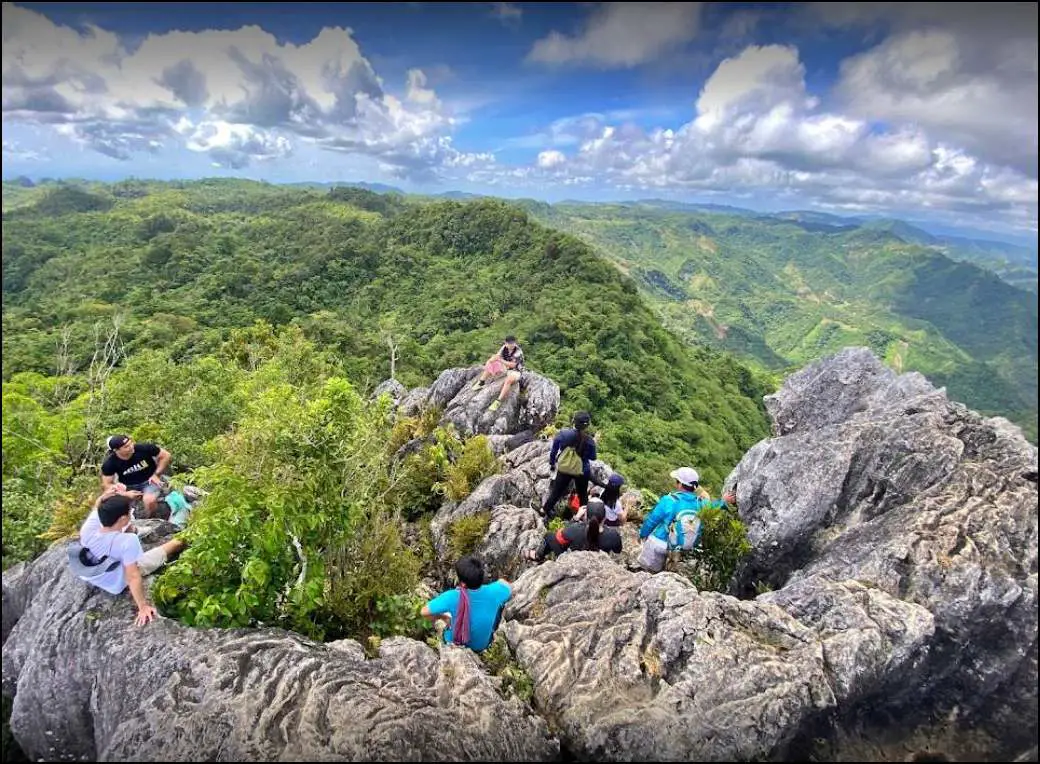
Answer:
[
  {"left": 501, "top": 553, "right": 838, "bottom": 761},
  {"left": 1, "top": 543, "right": 559, "bottom": 762},
  {"left": 397, "top": 366, "right": 560, "bottom": 438},
  {"left": 727, "top": 347, "right": 1038, "bottom": 758},
  {"left": 372, "top": 378, "right": 407, "bottom": 405}
]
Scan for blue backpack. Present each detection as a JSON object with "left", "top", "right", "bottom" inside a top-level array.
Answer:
[{"left": 666, "top": 496, "right": 703, "bottom": 551}]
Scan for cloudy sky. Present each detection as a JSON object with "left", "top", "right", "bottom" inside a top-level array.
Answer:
[{"left": 2, "top": 2, "right": 1037, "bottom": 237}]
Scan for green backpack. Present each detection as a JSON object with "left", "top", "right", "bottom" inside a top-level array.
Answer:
[{"left": 557, "top": 445, "right": 584, "bottom": 476}]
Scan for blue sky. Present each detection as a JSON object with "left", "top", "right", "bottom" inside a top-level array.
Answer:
[{"left": 2, "top": 2, "right": 1037, "bottom": 239}]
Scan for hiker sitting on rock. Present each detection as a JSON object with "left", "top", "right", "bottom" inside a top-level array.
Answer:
[
  {"left": 637, "top": 467, "right": 734, "bottom": 573},
  {"left": 101, "top": 434, "right": 172, "bottom": 519},
  {"left": 74, "top": 491, "right": 186, "bottom": 626},
  {"left": 525, "top": 499, "right": 622, "bottom": 562},
  {"left": 471, "top": 334, "right": 525, "bottom": 412},
  {"left": 541, "top": 411, "right": 597, "bottom": 522},
  {"left": 421, "top": 555, "right": 512, "bottom": 653}
]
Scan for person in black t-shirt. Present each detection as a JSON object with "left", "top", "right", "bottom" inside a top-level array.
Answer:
[
  {"left": 100, "top": 435, "right": 172, "bottom": 519},
  {"left": 471, "top": 335, "right": 526, "bottom": 412}
]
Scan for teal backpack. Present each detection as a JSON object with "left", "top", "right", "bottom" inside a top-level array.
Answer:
[
  {"left": 666, "top": 496, "right": 703, "bottom": 551},
  {"left": 165, "top": 490, "right": 192, "bottom": 528}
]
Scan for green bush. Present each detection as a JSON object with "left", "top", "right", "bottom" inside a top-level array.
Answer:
[
  {"left": 369, "top": 593, "right": 431, "bottom": 641},
  {"left": 447, "top": 512, "right": 491, "bottom": 560},
  {"left": 152, "top": 335, "right": 424, "bottom": 641},
  {"left": 440, "top": 434, "right": 499, "bottom": 501},
  {"left": 684, "top": 506, "right": 753, "bottom": 592},
  {"left": 1, "top": 480, "right": 52, "bottom": 568}
]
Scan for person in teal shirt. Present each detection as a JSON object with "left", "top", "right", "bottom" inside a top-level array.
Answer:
[
  {"left": 637, "top": 467, "right": 735, "bottom": 573},
  {"left": 421, "top": 555, "right": 512, "bottom": 652}
]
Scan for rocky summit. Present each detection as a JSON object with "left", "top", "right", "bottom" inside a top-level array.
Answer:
[{"left": 3, "top": 350, "right": 1036, "bottom": 762}]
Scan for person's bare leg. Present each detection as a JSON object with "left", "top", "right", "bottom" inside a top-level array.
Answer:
[
  {"left": 142, "top": 492, "right": 159, "bottom": 518},
  {"left": 499, "top": 373, "right": 517, "bottom": 401},
  {"left": 490, "top": 371, "right": 519, "bottom": 411},
  {"left": 161, "top": 538, "right": 186, "bottom": 558},
  {"left": 473, "top": 356, "right": 498, "bottom": 389}
]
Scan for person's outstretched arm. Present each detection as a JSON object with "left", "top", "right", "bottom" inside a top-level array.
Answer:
[{"left": 639, "top": 496, "right": 670, "bottom": 540}]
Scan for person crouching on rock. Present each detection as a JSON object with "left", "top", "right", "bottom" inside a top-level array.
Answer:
[
  {"left": 525, "top": 499, "right": 622, "bottom": 562},
  {"left": 637, "top": 467, "right": 734, "bottom": 573},
  {"left": 541, "top": 411, "right": 597, "bottom": 523},
  {"left": 77, "top": 491, "right": 186, "bottom": 626},
  {"left": 100, "top": 434, "right": 173, "bottom": 520},
  {"left": 470, "top": 334, "right": 526, "bottom": 413},
  {"left": 421, "top": 555, "right": 513, "bottom": 653}
]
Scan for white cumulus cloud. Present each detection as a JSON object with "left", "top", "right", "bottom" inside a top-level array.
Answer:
[
  {"left": 527, "top": 2, "right": 705, "bottom": 68},
  {"left": 0, "top": 1, "right": 488, "bottom": 177},
  {"left": 497, "top": 42, "right": 1037, "bottom": 232}
]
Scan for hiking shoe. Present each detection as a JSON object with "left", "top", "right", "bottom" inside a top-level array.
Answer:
[
  {"left": 471, "top": 379, "right": 485, "bottom": 390},
  {"left": 489, "top": 399, "right": 501, "bottom": 412}
]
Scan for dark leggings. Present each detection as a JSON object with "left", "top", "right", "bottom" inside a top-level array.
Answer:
[{"left": 541, "top": 473, "right": 590, "bottom": 519}]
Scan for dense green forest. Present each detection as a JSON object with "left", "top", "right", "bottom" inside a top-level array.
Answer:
[
  {"left": 521, "top": 201, "right": 1039, "bottom": 442},
  {"left": 2, "top": 179, "right": 771, "bottom": 583}
]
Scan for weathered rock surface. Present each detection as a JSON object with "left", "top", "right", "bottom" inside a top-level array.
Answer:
[
  {"left": 372, "top": 377, "right": 407, "bottom": 405},
  {"left": 1, "top": 543, "right": 558, "bottom": 762},
  {"left": 502, "top": 553, "right": 838, "bottom": 761},
  {"left": 398, "top": 366, "right": 560, "bottom": 438},
  {"left": 5, "top": 348, "right": 1036, "bottom": 762},
  {"left": 726, "top": 348, "right": 1038, "bottom": 759}
]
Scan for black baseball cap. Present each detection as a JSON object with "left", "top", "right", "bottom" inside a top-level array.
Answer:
[{"left": 107, "top": 435, "right": 131, "bottom": 450}]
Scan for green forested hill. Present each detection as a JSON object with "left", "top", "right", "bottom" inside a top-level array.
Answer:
[
  {"left": 1, "top": 179, "right": 770, "bottom": 501},
  {"left": 520, "top": 201, "right": 1038, "bottom": 442}
]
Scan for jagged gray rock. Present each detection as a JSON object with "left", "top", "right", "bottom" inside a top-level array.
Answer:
[
  {"left": 726, "top": 347, "right": 1038, "bottom": 759},
  {"left": 396, "top": 366, "right": 560, "bottom": 438},
  {"left": 373, "top": 378, "right": 407, "bottom": 404},
  {"left": 1, "top": 543, "right": 559, "bottom": 762},
  {"left": 471, "top": 504, "right": 547, "bottom": 581},
  {"left": 501, "top": 553, "right": 837, "bottom": 761}
]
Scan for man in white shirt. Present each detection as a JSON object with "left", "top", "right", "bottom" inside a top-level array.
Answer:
[{"left": 77, "top": 492, "right": 186, "bottom": 626}]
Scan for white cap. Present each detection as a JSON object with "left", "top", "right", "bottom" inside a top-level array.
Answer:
[{"left": 669, "top": 467, "right": 699, "bottom": 486}]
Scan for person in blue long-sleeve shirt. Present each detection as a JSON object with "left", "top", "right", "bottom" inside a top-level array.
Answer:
[
  {"left": 637, "top": 466, "right": 735, "bottom": 573},
  {"left": 540, "top": 411, "right": 597, "bottom": 522}
]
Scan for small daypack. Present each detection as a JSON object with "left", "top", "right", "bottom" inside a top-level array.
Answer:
[
  {"left": 557, "top": 445, "right": 584, "bottom": 476},
  {"left": 667, "top": 498, "right": 703, "bottom": 551}
]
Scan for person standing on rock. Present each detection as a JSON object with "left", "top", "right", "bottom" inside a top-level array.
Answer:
[
  {"left": 74, "top": 491, "right": 186, "bottom": 626},
  {"left": 471, "top": 335, "right": 526, "bottom": 412},
  {"left": 637, "top": 467, "right": 734, "bottom": 573},
  {"left": 525, "top": 499, "right": 622, "bottom": 562},
  {"left": 421, "top": 555, "right": 512, "bottom": 653},
  {"left": 541, "top": 411, "right": 597, "bottom": 522}
]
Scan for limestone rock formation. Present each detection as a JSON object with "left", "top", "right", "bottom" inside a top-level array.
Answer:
[
  {"left": 372, "top": 377, "right": 407, "bottom": 405},
  {"left": 726, "top": 347, "right": 1039, "bottom": 758},
  {"left": 398, "top": 366, "right": 560, "bottom": 438},
  {"left": 4, "top": 348, "right": 1036, "bottom": 763},
  {"left": 501, "top": 553, "right": 838, "bottom": 761},
  {"left": 1, "top": 542, "right": 558, "bottom": 762}
]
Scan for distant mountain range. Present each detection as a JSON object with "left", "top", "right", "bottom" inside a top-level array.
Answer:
[{"left": 519, "top": 199, "right": 1038, "bottom": 442}]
